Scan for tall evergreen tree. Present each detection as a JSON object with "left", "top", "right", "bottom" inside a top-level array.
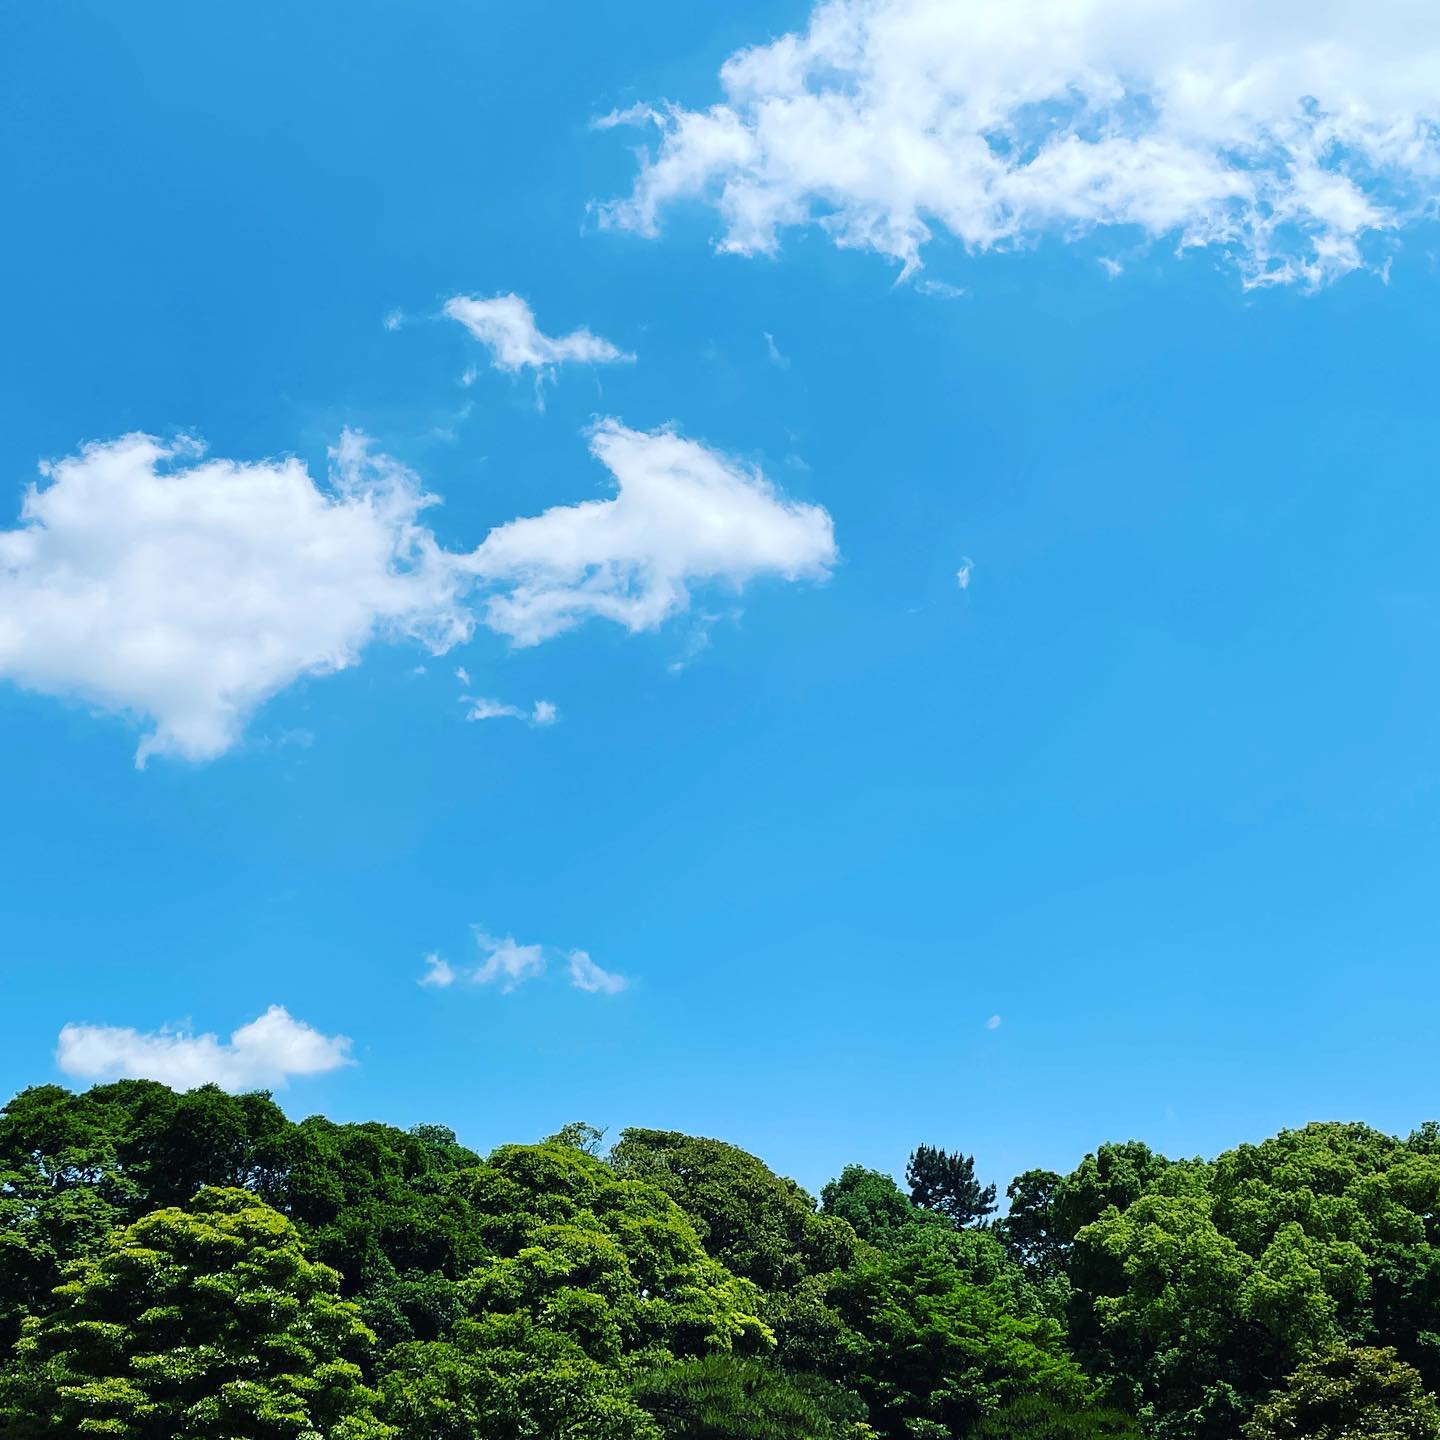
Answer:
[{"left": 906, "top": 1143, "right": 998, "bottom": 1228}]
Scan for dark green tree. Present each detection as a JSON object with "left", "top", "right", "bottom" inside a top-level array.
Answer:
[
  {"left": 829, "top": 1238, "right": 1097, "bottom": 1437},
  {"left": 998, "top": 1170, "right": 1065, "bottom": 1279},
  {"left": 906, "top": 1143, "right": 997, "bottom": 1228},
  {"left": 633, "top": 1354, "right": 865, "bottom": 1438},
  {"left": 610, "top": 1129, "right": 855, "bottom": 1291},
  {"left": 974, "top": 1394, "right": 1144, "bottom": 1438}
]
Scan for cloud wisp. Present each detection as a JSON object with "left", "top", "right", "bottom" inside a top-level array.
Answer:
[
  {"left": 56, "top": 1006, "right": 354, "bottom": 1091},
  {"left": 600, "top": 0, "right": 1440, "bottom": 288},
  {"left": 444, "top": 293, "right": 633, "bottom": 375},
  {"left": 0, "top": 422, "right": 833, "bottom": 762},
  {"left": 567, "top": 950, "right": 630, "bottom": 995},
  {"left": 464, "top": 696, "right": 559, "bottom": 726},
  {"left": 421, "top": 929, "right": 629, "bottom": 996}
]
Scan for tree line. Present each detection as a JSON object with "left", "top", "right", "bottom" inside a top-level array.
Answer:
[{"left": 2, "top": 1080, "right": 1439, "bottom": 1437}]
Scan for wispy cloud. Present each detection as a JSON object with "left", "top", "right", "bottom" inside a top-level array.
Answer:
[
  {"left": 421, "top": 929, "right": 630, "bottom": 996},
  {"left": 602, "top": 0, "right": 1440, "bottom": 288},
  {"left": 464, "top": 696, "right": 559, "bottom": 726},
  {"left": 471, "top": 930, "right": 547, "bottom": 991},
  {"left": 956, "top": 557, "right": 974, "bottom": 591},
  {"left": 444, "top": 293, "right": 633, "bottom": 375},
  {"left": 419, "top": 953, "right": 456, "bottom": 988},
  {"left": 568, "top": 950, "right": 629, "bottom": 995}
]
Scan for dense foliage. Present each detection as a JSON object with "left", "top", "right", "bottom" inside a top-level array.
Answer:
[{"left": 2, "top": 1083, "right": 1439, "bottom": 1437}]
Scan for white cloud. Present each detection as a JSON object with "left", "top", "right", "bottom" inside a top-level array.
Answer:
[
  {"left": 471, "top": 929, "right": 547, "bottom": 991},
  {"left": 0, "top": 431, "right": 474, "bottom": 766},
  {"left": 473, "top": 420, "right": 837, "bottom": 645},
  {"left": 56, "top": 1005, "right": 353, "bottom": 1091},
  {"left": 956, "top": 556, "right": 974, "bottom": 589},
  {"left": 1, "top": 422, "right": 833, "bottom": 761},
  {"left": 1098, "top": 257, "right": 1125, "bottom": 279},
  {"left": 444, "top": 293, "right": 633, "bottom": 374},
  {"left": 602, "top": 0, "right": 1440, "bottom": 287},
  {"left": 455, "top": 665, "right": 471, "bottom": 685},
  {"left": 419, "top": 953, "right": 457, "bottom": 988},
  {"left": 763, "top": 331, "right": 790, "bottom": 368},
  {"left": 986, "top": 1014, "right": 1003, "bottom": 1030},
  {"left": 567, "top": 949, "right": 629, "bottom": 995},
  {"left": 382, "top": 309, "right": 404, "bottom": 332},
  {"left": 464, "top": 696, "right": 559, "bottom": 726}
]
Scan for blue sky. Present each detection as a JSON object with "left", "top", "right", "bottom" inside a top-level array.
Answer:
[{"left": 4, "top": 0, "right": 1440, "bottom": 1197}]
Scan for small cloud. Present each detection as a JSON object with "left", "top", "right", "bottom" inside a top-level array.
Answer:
[
  {"left": 1098, "top": 257, "right": 1124, "bottom": 279},
  {"left": 763, "top": 331, "right": 790, "bottom": 369},
  {"left": 568, "top": 949, "right": 629, "bottom": 995},
  {"left": 383, "top": 309, "right": 405, "bottom": 332},
  {"left": 419, "top": 953, "right": 456, "bottom": 988},
  {"left": 444, "top": 293, "right": 634, "bottom": 376},
  {"left": 56, "top": 1006, "right": 353, "bottom": 1091},
  {"left": 531, "top": 699, "right": 559, "bottom": 726},
  {"left": 985, "top": 1014, "right": 1002, "bottom": 1030},
  {"left": 956, "top": 557, "right": 974, "bottom": 590},
  {"left": 467, "top": 698, "right": 525, "bottom": 722},
  {"left": 472, "top": 929, "right": 547, "bottom": 992},
  {"left": 455, "top": 665, "right": 471, "bottom": 685},
  {"left": 916, "top": 278, "right": 966, "bottom": 299},
  {"left": 460, "top": 365, "right": 478, "bottom": 388}
]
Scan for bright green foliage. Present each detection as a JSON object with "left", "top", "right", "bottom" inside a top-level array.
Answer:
[
  {"left": 633, "top": 1354, "right": 869, "bottom": 1438},
  {"left": 1242, "top": 1346, "right": 1440, "bottom": 1440},
  {"left": 376, "top": 1315, "right": 660, "bottom": 1440},
  {"left": 0, "top": 1186, "right": 391, "bottom": 1439},
  {"left": 1069, "top": 1122, "right": 1440, "bottom": 1437},
  {"left": 449, "top": 1140, "right": 773, "bottom": 1359}
]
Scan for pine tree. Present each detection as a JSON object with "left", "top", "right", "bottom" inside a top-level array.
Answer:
[{"left": 906, "top": 1143, "right": 997, "bottom": 1228}]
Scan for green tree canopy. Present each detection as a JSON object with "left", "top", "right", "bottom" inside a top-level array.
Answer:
[
  {"left": 1, "top": 1186, "right": 390, "bottom": 1439},
  {"left": 1243, "top": 1346, "right": 1440, "bottom": 1440},
  {"left": 610, "top": 1128, "right": 856, "bottom": 1291}
]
